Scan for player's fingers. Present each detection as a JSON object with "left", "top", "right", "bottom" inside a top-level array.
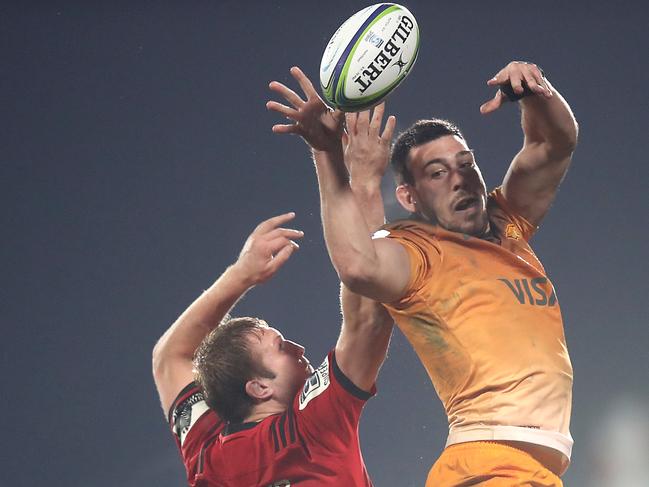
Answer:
[
  {"left": 508, "top": 69, "right": 524, "bottom": 94},
  {"left": 271, "top": 124, "right": 301, "bottom": 135},
  {"left": 290, "top": 66, "right": 320, "bottom": 100},
  {"left": 380, "top": 115, "right": 397, "bottom": 143},
  {"left": 342, "top": 131, "right": 349, "bottom": 152},
  {"left": 266, "top": 241, "right": 299, "bottom": 274},
  {"left": 527, "top": 69, "right": 552, "bottom": 98},
  {"left": 269, "top": 81, "right": 305, "bottom": 108},
  {"left": 356, "top": 109, "right": 370, "bottom": 134},
  {"left": 345, "top": 112, "right": 358, "bottom": 135},
  {"left": 266, "top": 100, "right": 299, "bottom": 120},
  {"left": 265, "top": 233, "right": 302, "bottom": 255},
  {"left": 521, "top": 71, "right": 546, "bottom": 97},
  {"left": 486, "top": 68, "right": 507, "bottom": 86},
  {"left": 254, "top": 212, "right": 296, "bottom": 234},
  {"left": 479, "top": 90, "right": 505, "bottom": 115},
  {"left": 263, "top": 228, "right": 305, "bottom": 244},
  {"left": 369, "top": 102, "right": 386, "bottom": 136}
]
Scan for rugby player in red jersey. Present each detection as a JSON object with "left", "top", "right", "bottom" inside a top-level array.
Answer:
[{"left": 152, "top": 104, "right": 395, "bottom": 486}]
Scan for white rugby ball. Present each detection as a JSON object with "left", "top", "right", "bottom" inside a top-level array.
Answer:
[{"left": 320, "top": 3, "right": 419, "bottom": 112}]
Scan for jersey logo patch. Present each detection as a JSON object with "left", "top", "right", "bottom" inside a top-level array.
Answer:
[
  {"left": 299, "top": 358, "right": 330, "bottom": 410},
  {"left": 268, "top": 481, "right": 291, "bottom": 487},
  {"left": 172, "top": 391, "right": 210, "bottom": 446},
  {"left": 505, "top": 223, "right": 522, "bottom": 240}
]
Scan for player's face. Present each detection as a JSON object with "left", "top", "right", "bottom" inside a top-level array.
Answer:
[
  {"left": 254, "top": 327, "right": 313, "bottom": 405},
  {"left": 403, "top": 135, "right": 489, "bottom": 236}
]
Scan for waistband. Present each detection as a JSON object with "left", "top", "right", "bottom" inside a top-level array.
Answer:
[{"left": 446, "top": 425, "right": 573, "bottom": 460}]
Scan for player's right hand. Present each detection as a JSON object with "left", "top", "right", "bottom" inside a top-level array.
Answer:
[
  {"left": 267, "top": 66, "right": 344, "bottom": 153},
  {"left": 234, "top": 212, "right": 304, "bottom": 286},
  {"left": 343, "top": 102, "right": 396, "bottom": 188}
]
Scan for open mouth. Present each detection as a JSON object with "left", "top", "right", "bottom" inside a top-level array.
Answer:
[{"left": 454, "top": 196, "right": 479, "bottom": 211}]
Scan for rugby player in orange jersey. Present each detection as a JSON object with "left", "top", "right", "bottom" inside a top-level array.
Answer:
[{"left": 268, "top": 61, "right": 578, "bottom": 486}]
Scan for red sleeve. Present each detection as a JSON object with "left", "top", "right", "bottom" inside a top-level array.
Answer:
[
  {"left": 292, "top": 351, "right": 374, "bottom": 451},
  {"left": 168, "top": 382, "right": 225, "bottom": 485}
]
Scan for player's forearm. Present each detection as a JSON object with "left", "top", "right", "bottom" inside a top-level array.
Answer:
[
  {"left": 340, "top": 181, "right": 392, "bottom": 334},
  {"left": 312, "top": 148, "right": 382, "bottom": 289},
  {"left": 520, "top": 78, "right": 579, "bottom": 156},
  {"left": 152, "top": 264, "right": 250, "bottom": 370}
]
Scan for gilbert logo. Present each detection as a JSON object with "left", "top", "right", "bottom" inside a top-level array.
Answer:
[{"left": 505, "top": 223, "right": 522, "bottom": 240}]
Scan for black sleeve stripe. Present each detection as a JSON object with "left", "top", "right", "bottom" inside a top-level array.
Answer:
[
  {"left": 270, "top": 417, "right": 280, "bottom": 452},
  {"left": 278, "top": 412, "right": 288, "bottom": 448},
  {"left": 287, "top": 406, "right": 296, "bottom": 443},
  {"left": 167, "top": 381, "right": 201, "bottom": 425},
  {"left": 197, "top": 425, "right": 224, "bottom": 475},
  {"left": 331, "top": 352, "right": 373, "bottom": 401}
]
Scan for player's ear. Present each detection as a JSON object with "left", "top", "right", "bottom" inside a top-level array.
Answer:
[
  {"left": 245, "top": 378, "right": 273, "bottom": 401},
  {"left": 396, "top": 184, "right": 417, "bottom": 213}
]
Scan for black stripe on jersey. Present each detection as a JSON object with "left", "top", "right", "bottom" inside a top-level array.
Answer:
[
  {"left": 287, "top": 406, "right": 296, "bottom": 444},
  {"left": 197, "top": 422, "right": 224, "bottom": 474},
  {"left": 278, "top": 412, "right": 288, "bottom": 448},
  {"left": 270, "top": 417, "right": 280, "bottom": 452},
  {"left": 332, "top": 351, "right": 373, "bottom": 400}
]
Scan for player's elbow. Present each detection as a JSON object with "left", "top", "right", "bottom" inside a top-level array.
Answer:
[
  {"left": 336, "top": 260, "right": 375, "bottom": 295},
  {"left": 151, "top": 339, "right": 167, "bottom": 379},
  {"left": 558, "top": 116, "right": 579, "bottom": 153}
]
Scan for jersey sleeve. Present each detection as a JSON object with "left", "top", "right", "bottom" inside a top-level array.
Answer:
[
  {"left": 168, "top": 382, "right": 225, "bottom": 483},
  {"left": 490, "top": 186, "right": 538, "bottom": 241},
  {"left": 373, "top": 222, "right": 441, "bottom": 309},
  {"left": 291, "top": 351, "right": 374, "bottom": 452}
]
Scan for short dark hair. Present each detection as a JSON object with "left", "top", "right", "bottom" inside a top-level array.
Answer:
[
  {"left": 391, "top": 119, "right": 465, "bottom": 184},
  {"left": 193, "top": 316, "right": 275, "bottom": 423}
]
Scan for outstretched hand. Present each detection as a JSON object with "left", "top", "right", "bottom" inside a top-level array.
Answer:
[
  {"left": 234, "top": 212, "right": 303, "bottom": 286},
  {"left": 480, "top": 61, "right": 552, "bottom": 115},
  {"left": 343, "top": 102, "right": 396, "bottom": 189},
  {"left": 267, "top": 66, "right": 344, "bottom": 153}
]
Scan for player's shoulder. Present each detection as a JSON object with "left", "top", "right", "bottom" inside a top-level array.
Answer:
[
  {"left": 169, "top": 382, "right": 222, "bottom": 449},
  {"left": 487, "top": 186, "right": 538, "bottom": 241},
  {"left": 296, "top": 351, "right": 373, "bottom": 412},
  {"left": 374, "top": 218, "right": 438, "bottom": 240}
]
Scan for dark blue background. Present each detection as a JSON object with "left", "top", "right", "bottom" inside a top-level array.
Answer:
[{"left": 3, "top": 1, "right": 648, "bottom": 485}]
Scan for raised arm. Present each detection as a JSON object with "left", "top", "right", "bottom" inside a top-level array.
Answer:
[
  {"left": 152, "top": 213, "right": 303, "bottom": 414},
  {"left": 334, "top": 104, "right": 396, "bottom": 391},
  {"left": 480, "top": 61, "right": 579, "bottom": 226},
  {"left": 267, "top": 67, "right": 410, "bottom": 304}
]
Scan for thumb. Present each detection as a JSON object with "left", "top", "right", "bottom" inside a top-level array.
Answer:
[{"left": 480, "top": 90, "right": 506, "bottom": 115}]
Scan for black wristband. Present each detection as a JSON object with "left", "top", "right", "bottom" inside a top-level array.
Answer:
[{"left": 500, "top": 66, "right": 545, "bottom": 102}]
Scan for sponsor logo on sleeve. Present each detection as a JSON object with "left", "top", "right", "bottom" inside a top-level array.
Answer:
[
  {"left": 299, "top": 358, "right": 331, "bottom": 410},
  {"left": 172, "top": 391, "right": 210, "bottom": 446},
  {"left": 505, "top": 223, "right": 522, "bottom": 240}
]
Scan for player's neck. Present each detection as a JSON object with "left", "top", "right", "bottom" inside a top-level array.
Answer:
[{"left": 245, "top": 400, "right": 287, "bottom": 423}]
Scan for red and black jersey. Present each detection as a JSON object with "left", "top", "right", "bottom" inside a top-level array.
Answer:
[{"left": 169, "top": 350, "right": 375, "bottom": 487}]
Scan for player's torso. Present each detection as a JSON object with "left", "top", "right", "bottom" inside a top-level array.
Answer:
[
  {"left": 388, "top": 222, "right": 573, "bottom": 437},
  {"left": 196, "top": 412, "right": 368, "bottom": 487}
]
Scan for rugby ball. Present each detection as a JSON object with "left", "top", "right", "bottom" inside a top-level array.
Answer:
[{"left": 319, "top": 3, "right": 419, "bottom": 112}]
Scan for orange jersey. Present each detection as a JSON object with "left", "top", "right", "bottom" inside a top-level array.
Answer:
[{"left": 376, "top": 188, "right": 573, "bottom": 465}]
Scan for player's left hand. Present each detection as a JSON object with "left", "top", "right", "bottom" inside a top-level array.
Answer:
[
  {"left": 343, "top": 102, "right": 396, "bottom": 189},
  {"left": 267, "top": 66, "right": 344, "bottom": 153},
  {"left": 480, "top": 61, "right": 552, "bottom": 115}
]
